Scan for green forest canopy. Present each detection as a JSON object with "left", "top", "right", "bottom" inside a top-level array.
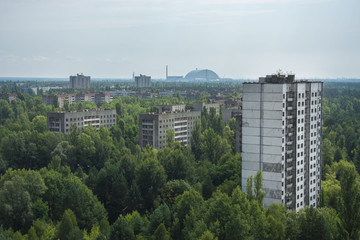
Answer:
[{"left": 0, "top": 81, "right": 359, "bottom": 239}]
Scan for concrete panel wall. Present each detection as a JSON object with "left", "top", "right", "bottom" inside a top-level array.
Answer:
[
  {"left": 264, "top": 189, "right": 282, "bottom": 200},
  {"left": 311, "top": 82, "right": 322, "bottom": 91},
  {"left": 242, "top": 127, "right": 260, "bottom": 136},
  {"left": 262, "top": 137, "right": 282, "bottom": 146},
  {"left": 263, "top": 162, "right": 282, "bottom": 173},
  {"left": 242, "top": 169, "right": 260, "bottom": 180},
  {"left": 263, "top": 154, "right": 282, "bottom": 163},
  {"left": 263, "top": 93, "right": 283, "bottom": 101},
  {"left": 296, "top": 83, "right": 306, "bottom": 92},
  {"left": 263, "top": 119, "right": 282, "bottom": 128},
  {"left": 263, "top": 110, "right": 282, "bottom": 120},
  {"left": 243, "top": 161, "right": 260, "bottom": 171},
  {"left": 263, "top": 179, "right": 282, "bottom": 189},
  {"left": 263, "top": 84, "right": 284, "bottom": 93},
  {"left": 263, "top": 172, "right": 282, "bottom": 181},
  {"left": 242, "top": 144, "right": 260, "bottom": 154},
  {"left": 242, "top": 110, "right": 260, "bottom": 119},
  {"left": 243, "top": 84, "right": 261, "bottom": 93},
  {"left": 241, "top": 181, "right": 247, "bottom": 193},
  {"left": 263, "top": 145, "right": 282, "bottom": 154},
  {"left": 242, "top": 152, "right": 260, "bottom": 162},
  {"left": 243, "top": 93, "right": 261, "bottom": 102},
  {"left": 242, "top": 135, "right": 261, "bottom": 145},
  {"left": 243, "top": 101, "right": 261, "bottom": 110},
  {"left": 243, "top": 118, "right": 260, "bottom": 128},
  {"left": 264, "top": 102, "right": 283, "bottom": 111},
  {"left": 263, "top": 128, "right": 282, "bottom": 137}
]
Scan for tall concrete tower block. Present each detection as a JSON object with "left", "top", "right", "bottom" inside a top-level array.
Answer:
[
  {"left": 241, "top": 74, "right": 323, "bottom": 211},
  {"left": 69, "top": 74, "right": 91, "bottom": 89}
]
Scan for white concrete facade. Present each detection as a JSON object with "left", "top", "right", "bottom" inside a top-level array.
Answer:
[{"left": 241, "top": 75, "right": 322, "bottom": 211}]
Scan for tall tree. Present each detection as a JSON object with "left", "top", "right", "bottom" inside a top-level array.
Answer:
[
  {"left": 191, "top": 118, "right": 202, "bottom": 160},
  {"left": 254, "top": 170, "right": 265, "bottom": 206}
]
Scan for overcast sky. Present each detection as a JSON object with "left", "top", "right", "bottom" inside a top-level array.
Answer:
[{"left": 0, "top": 0, "right": 359, "bottom": 79}]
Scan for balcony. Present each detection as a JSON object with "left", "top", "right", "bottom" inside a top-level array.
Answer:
[
  {"left": 287, "top": 158, "right": 293, "bottom": 163},
  {"left": 287, "top": 115, "right": 293, "bottom": 120},
  {"left": 286, "top": 183, "right": 293, "bottom": 189},
  {"left": 287, "top": 166, "right": 293, "bottom": 172},
  {"left": 287, "top": 106, "right": 293, "bottom": 111},
  {"left": 287, "top": 98, "right": 294, "bottom": 102},
  {"left": 287, "top": 150, "right": 293, "bottom": 154},
  {"left": 287, "top": 124, "right": 293, "bottom": 128},
  {"left": 286, "top": 175, "right": 293, "bottom": 181},
  {"left": 287, "top": 141, "right": 293, "bottom": 145}
]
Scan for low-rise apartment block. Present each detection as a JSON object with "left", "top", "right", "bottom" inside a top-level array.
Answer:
[
  {"left": 139, "top": 106, "right": 200, "bottom": 149},
  {"left": 47, "top": 109, "right": 116, "bottom": 134},
  {"left": 43, "top": 93, "right": 111, "bottom": 108}
]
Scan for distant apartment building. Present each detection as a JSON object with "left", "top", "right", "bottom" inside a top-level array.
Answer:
[
  {"left": 139, "top": 105, "right": 200, "bottom": 149},
  {"left": 241, "top": 74, "right": 323, "bottom": 211},
  {"left": 8, "top": 94, "right": 18, "bottom": 102},
  {"left": 135, "top": 75, "right": 151, "bottom": 88},
  {"left": 222, "top": 107, "right": 242, "bottom": 124},
  {"left": 70, "top": 74, "right": 91, "bottom": 89},
  {"left": 192, "top": 102, "right": 220, "bottom": 114},
  {"left": 47, "top": 109, "right": 116, "bottom": 134},
  {"left": 0, "top": 93, "right": 18, "bottom": 102},
  {"left": 43, "top": 93, "right": 111, "bottom": 108}
]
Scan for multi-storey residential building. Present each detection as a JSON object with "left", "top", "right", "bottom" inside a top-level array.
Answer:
[
  {"left": 139, "top": 106, "right": 200, "bottom": 149},
  {"left": 70, "top": 74, "right": 91, "bottom": 89},
  {"left": 241, "top": 74, "right": 322, "bottom": 211},
  {"left": 192, "top": 102, "right": 220, "bottom": 114},
  {"left": 43, "top": 93, "right": 111, "bottom": 108},
  {"left": 47, "top": 109, "right": 116, "bottom": 134},
  {"left": 135, "top": 75, "right": 151, "bottom": 88}
]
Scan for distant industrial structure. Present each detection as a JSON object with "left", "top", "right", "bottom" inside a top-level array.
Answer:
[
  {"left": 165, "top": 65, "right": 184, "bottom": 81},
  {"left": 47, "top": 109, "right": 116, "bottom": 134},
  {"left": 69, "top": 74, "right": 91, "bottom": 89},
  {"left": 241, "top": 74, "right": 323, "bottom": 211},
  {"left": 165, "top": 66, "right": 221, "bottom": 82},
  {"left": 135, "top": 74, "right": 151, "bottom": 88},
  {"left": 185, "top": 69, "right": 220, "bottom": 81}
]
